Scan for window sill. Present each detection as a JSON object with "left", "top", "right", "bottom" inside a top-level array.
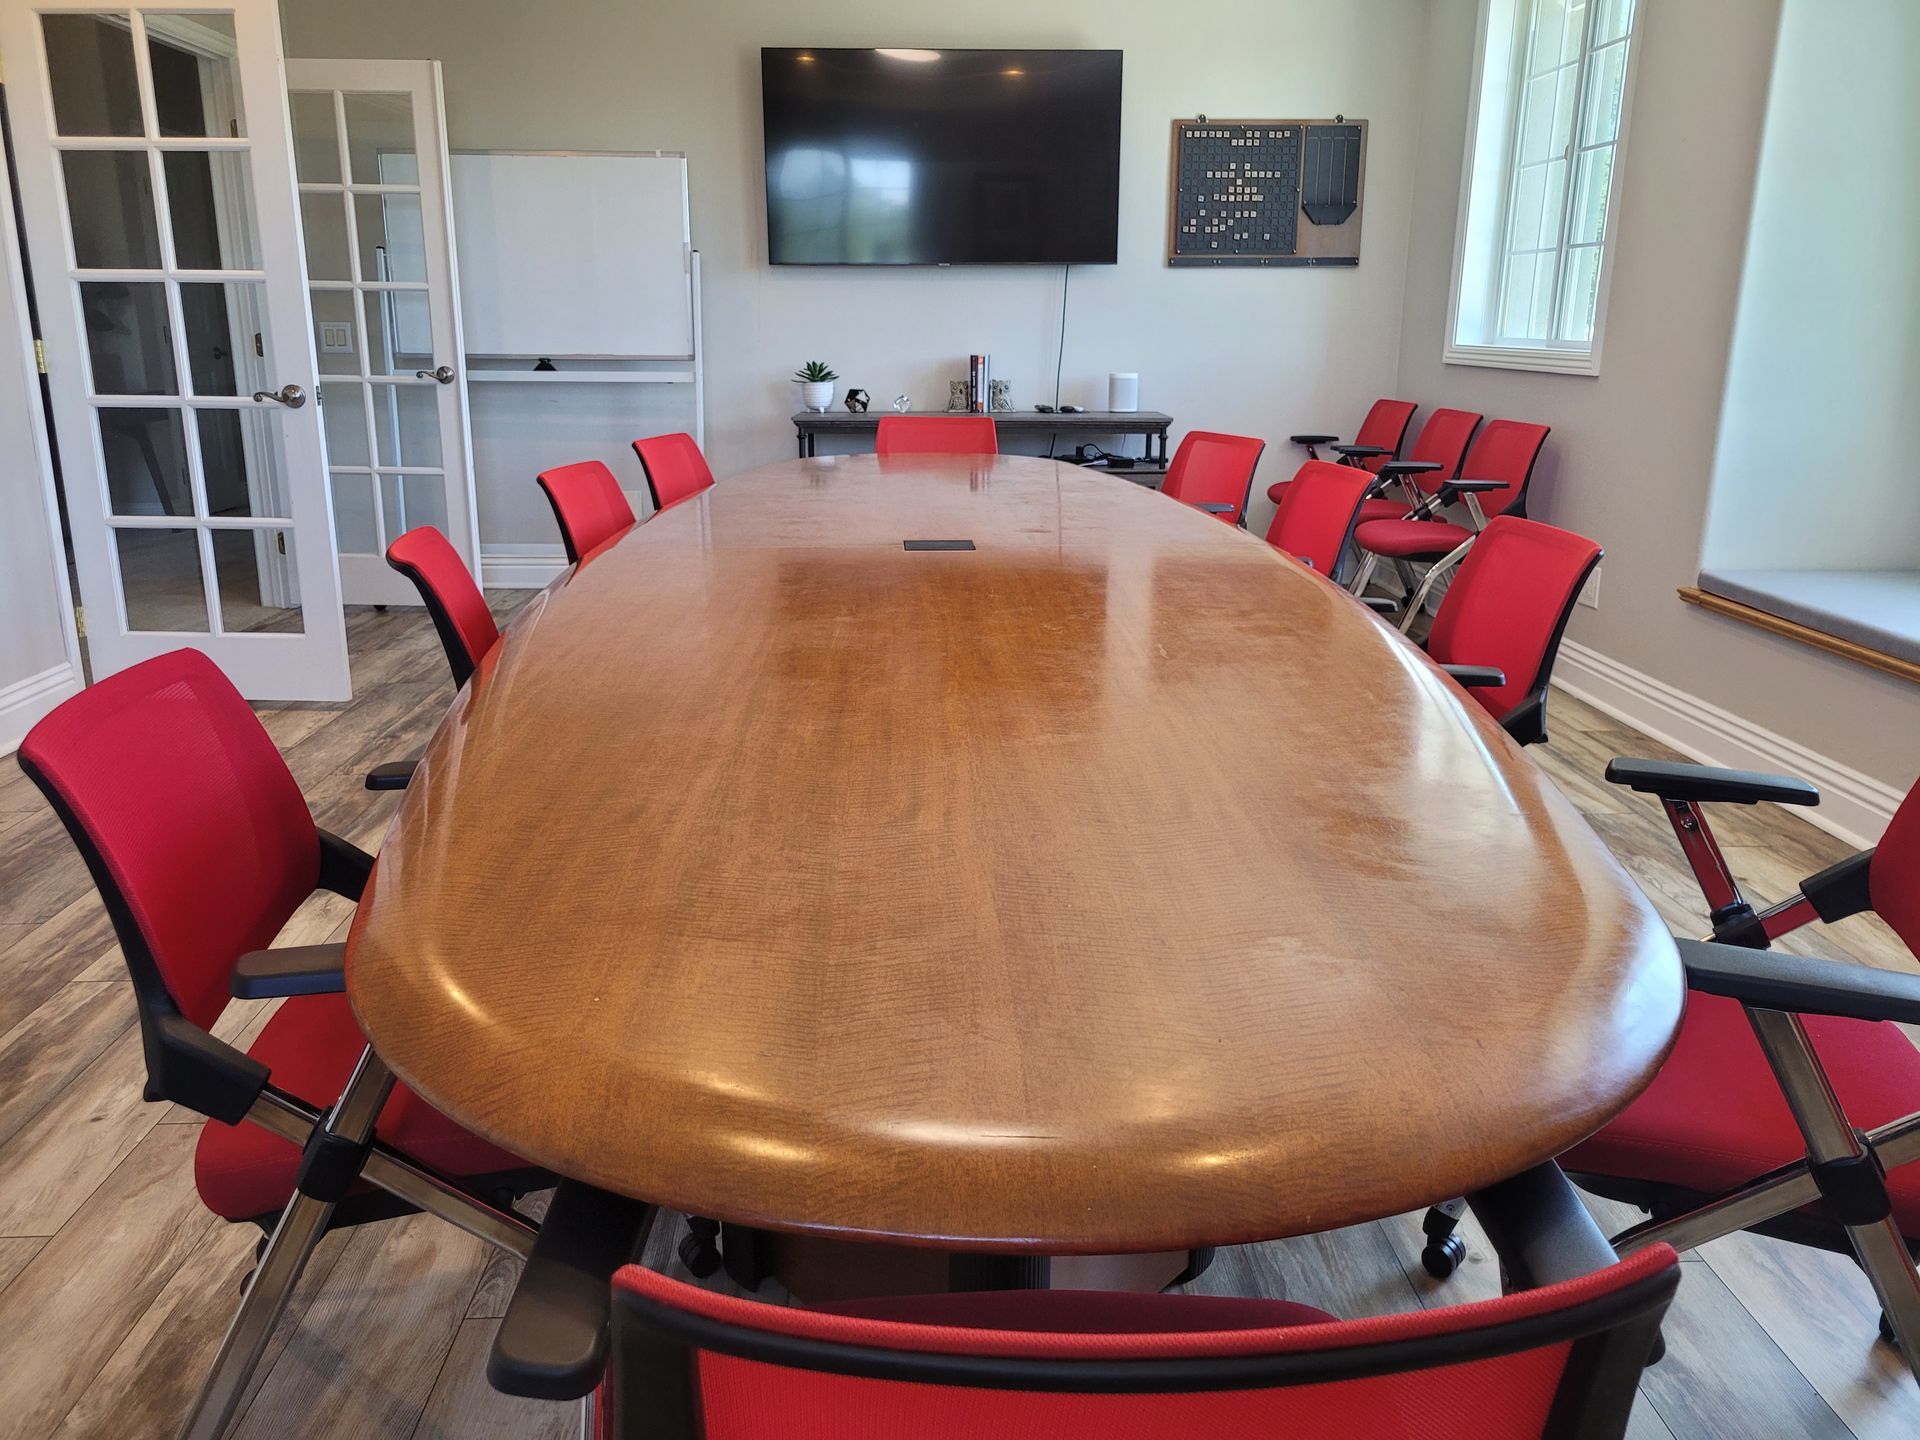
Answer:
[
  {"left": 1442, "top": 342, "right": 1602, "bottom": 376},
  {"left": 1683, "top": 569, "right": 1920, "bottom": 685}
]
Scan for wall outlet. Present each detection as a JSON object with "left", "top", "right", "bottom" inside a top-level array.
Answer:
[
  {"left": 319, "top": 323, "right": 354, "bottom": 354},
  {"left": 1577, "top": 566, "right": 1601, "bottom": 610}
]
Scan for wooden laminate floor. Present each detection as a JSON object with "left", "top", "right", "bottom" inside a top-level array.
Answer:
[{"left": 1, "top": 597, "right": 1917, "bottom": 1438}]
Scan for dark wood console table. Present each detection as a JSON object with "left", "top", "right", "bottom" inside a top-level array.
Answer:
[{"left": 792, "top": 409, "right": 1174, "bottom": 461}]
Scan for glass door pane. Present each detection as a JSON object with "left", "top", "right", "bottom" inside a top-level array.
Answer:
[
  {"left": 287, "top": 58, "right": 474, "bottom": 611},
  {"left": 5, "top": 0, "right": 349, "bottom": 697}
]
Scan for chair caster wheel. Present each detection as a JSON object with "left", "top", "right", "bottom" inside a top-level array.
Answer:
[
  {"left": 678, "top": 1232, "right": 723, "bottom": 1279},
  {"left": 1421, "top": 1233, "right": 1467, "bottom": 1280}
]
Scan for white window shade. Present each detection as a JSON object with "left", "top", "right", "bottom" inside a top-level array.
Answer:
[{"left": 1447, "top": 0, "right": 1641, "bottom": 374}]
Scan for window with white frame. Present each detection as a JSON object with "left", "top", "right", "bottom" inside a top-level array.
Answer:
[{"left": 1447, "top": 0, "right": 1639, "bottom": 373}]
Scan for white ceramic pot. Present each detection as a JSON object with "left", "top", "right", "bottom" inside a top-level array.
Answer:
[{"left": 801, "top": 381, "right": 834, "bottom": 412}]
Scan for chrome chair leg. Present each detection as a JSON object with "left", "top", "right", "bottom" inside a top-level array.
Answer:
[
  {"left": 1746, "top": 1008, "right": 1920, "bottom": 1379},
  {"left": 177, "top": 1048, "right": 397, "bottom": 1440},
  {"left": 1397, "top": 538, "right": 1475, "bottom": 635},
  {"left": 1345, "top": 552, "right": 1380, "bottom": 596}
]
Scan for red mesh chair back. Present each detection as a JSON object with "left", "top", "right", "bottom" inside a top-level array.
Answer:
[
  {"left": 536, "top": 460, "right": 637, "bottom": 563},
  {"left": 1459, "top": 419, "right": 1551, "bottom": 518},
  {"left": 1402, "top": 407, "right": 1483, "bottom": 499},
  {"left": 606, "top": 1245, "right": 1677, "bottom": 1440},
  {"left": 1426, "top": 517, "right": 1602, "bottom": 743},
  {"left": 874, "top": 416, "right": 1000, "bottom": 457},
  {"left": 632, "top": 432, "right": 717, "bottom": 513},
  {"left": 1263, "top": 460, "right": 1375, "bottom": 578},
  {"left": 1872, "top": 783, "right": 1920, "bottom": 955},
  {"left": 385, "top": 526, "right": 499, "bottom": 689},
  {"left": 1159, "top": 430, "right": 1266, "bottom": 526},
  {"left": 16, "top": 650, "right": 317, "bottom": 1033},
  {"left": 1350, "top": 399, "right": 1419, "bottom": 472}
]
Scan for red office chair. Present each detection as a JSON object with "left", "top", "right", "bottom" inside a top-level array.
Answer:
[
  {"left": 875, "top": 415, "right": 1000, "bottom": 456},
  {"left": 537, "top": 459, "right": 638, "bottom": 563},
  {"left": 17, "top": 650, "right": 544, "bottom": 1438},
  {"left": 1349, "top": 418, "right": 1548, "bottom": 623},
  {"left": 632, "top": 432, "right": 717, "bottom": 513},
  {"left": 1416, "top": 517, "right": 1601, "bottom": 746},
  {"left": 1421, "top": 759, "right": 1920, "bottom": 1379},
  {"left": 386, "top": 525, "right": 498, "bottom": 688},
  {"left": 597, "top": 1244, "right": 1678, "bottom": 1439},
  {"left": 1261, "top": 460, "right": 1375, "bottom": 580},
  {"left": 1289, "top": 397, "right": 1418, "bottom": 471},
  {"left": 1269, "top": 406, "right": 1479, "bottom": 514},
  {"left": 363, "top": 526, "right": 503, "bottom": 793},
  {"left": 1160, "top": 430, "right": 1266, "bottom": 527}
]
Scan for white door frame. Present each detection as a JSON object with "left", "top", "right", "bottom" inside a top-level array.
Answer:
[
  {"left": 285, "top": 58, "right": 479, "bottom": 607},
  {"left": 1, "top": 0, "right": 352, "bottom": 701},
  {"left": 0, "top": 125, "right": 85, "bottom": 753}
]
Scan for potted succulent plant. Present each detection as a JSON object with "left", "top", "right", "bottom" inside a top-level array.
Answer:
[{"left": 794, "top": 360, "right": 839, "bottom": 412}]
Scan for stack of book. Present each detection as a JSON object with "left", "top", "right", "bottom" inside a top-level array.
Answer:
[{"left": 967, "top": 354, "right": 990, "bottom": 414}]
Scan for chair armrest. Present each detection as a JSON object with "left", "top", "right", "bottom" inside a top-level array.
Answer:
[
  {"left": 1801, "top": 848, "right": 1877, "bottom": 924},
  {"left": 1604, "top": 757, "right": 1820, "bottom": 807},
  {"left": 231, "top": 944, "right": 347, "bottom": 1000},
  {"left": 1441, "top": 664, "right": 1507, "bottom": 689},
  {"left": 1289, "top": 433, "right": 1338, "bottom": 446},
  {"left": 1377, "top": 460, "right": 1441, "bottom": 478},
  {"left": 1331, "top": 444, "right": 1390, "bottom": 459},
  {"left": 365, "top": 759, "right": 418, "bottom": 791},
  {"left": 1436, "top": 478, "right": 1509, "bottom": 506},
  {"left": 1679, "top": 936, "right": 1920, "bottom": 1024},
  {"left": 1194, "top": 502, "right": 1237, "bottom": 515},
  {"left": 316, "top": 830, "right": 374, "bottom": 900},
  {"left": 489, "top": 1182, "right": 659, "bottom": 1401}
]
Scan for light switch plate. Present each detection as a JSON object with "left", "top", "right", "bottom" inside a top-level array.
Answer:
[{"left": 319, "top": 323, "right": 353, "bottom": 354}]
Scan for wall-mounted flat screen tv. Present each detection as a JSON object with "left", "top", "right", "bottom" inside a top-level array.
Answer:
[{"left": 762, "top": 48, "right": 1123, "bottom": 266}]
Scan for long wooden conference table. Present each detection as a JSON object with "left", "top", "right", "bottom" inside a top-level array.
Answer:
[{"left": 347, "top": 453, "right": 1683, "bottom": 1299}]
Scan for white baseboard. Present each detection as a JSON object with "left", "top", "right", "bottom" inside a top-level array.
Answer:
[
  {"left": 480, "top": 546, "right": 567, "bottom": 591},
  {"left": 1551, "top": 640, "right": 1901, "bottom": 850},
  {"left": 0, "top": 661, "right": 83, "bottom": 756}
]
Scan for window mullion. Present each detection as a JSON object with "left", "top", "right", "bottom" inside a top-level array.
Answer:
[
  {"left": 1547, "top": 1, "right": 1603, "bottom": 342},
  {"left": 1491, "top": 0, "right": 1545, "bottom": 344}
]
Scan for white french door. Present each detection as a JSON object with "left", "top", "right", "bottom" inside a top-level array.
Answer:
[
  {"left": 284, "top": 60, "right": 477, "bottom": 607},
  {"left": 1, "top": 0, "right": 350, "bottom": 700}
]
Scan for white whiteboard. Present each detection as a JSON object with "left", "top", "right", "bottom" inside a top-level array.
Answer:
[{"left": 450, "top": 152, "right": 692, "bottom": 358}]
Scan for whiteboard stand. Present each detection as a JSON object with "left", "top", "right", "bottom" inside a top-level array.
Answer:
[
  {"left": 460, "top": 244, "right": 704, "bottom": 447},
  {"left": 449, "top": 151, "right": 703, "bottom": 587}
]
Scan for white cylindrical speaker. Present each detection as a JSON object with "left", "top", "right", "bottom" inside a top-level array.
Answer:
[{"left": 1108, "top": 372, "right": 1139, "bottom": 413}]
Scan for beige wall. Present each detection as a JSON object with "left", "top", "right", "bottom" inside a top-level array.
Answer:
[
  {"left": 1397, "top": 0, "right": 1920, "bottom": 796},
  {"left": 1703, "top": 0, "right": 1920, "bottom": 572},
  {"left": 279, "top": 0, "right": 1433, "bottom": 537}
]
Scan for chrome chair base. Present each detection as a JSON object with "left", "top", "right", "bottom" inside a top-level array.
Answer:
[{"left": 177, "top": 1048, "right": 540, "bottom": 1440}]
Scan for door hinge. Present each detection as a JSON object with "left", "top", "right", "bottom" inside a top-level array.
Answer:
[
  {"left": 34, "top": 338, "right": 46, "bottom": 373},
  {"left": 253, "top": 331, "right": 263, "bottom": 358},
  {"left": 276, "top": 531, "right": 287, "bottom": 555}
]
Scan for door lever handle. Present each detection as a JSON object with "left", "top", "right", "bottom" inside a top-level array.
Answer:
[
  {"left": 416, "top": 365, "right": 456, "bottom": 384},
  {"left": 252, "top": 383, "right": 307, "bottom": 408}
]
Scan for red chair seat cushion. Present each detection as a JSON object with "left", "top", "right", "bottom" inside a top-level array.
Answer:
[
  {"left": 823, "top": 1289, "right": 1336, "bottom": 1333},
  {"left": 1353, "top": 518, "right": 1473, "bottom": 559},
  {"left": 194, "top": 993, "right": 529, "bottom": 1221},
  {"left": 1562, "top": 991, "right": 1920, "bottom": 1232}
]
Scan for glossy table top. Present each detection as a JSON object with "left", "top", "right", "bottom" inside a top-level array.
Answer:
[{"left": 347, "top": 454, "right": 1681, "bottom": 1253}]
